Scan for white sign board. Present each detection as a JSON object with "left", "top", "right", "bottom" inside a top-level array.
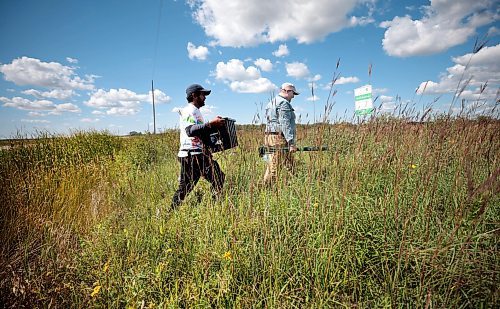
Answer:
[{"left": 354, "top": 85, "right": 373, "bottom": 116}]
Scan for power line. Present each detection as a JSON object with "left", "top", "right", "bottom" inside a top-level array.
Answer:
[
  {"left": 151, "top": 0, "right": 164, "bottom": 80},
  {"left": 151, "top": 0, "right": 164, "bottom": 134}
]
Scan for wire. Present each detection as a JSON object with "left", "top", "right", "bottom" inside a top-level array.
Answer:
[
  {"left": 151, "top": 0, "right": 164, "bottom": 134},
  {"left": 151, "top": 0, "right": 164, "bottom": 80}
]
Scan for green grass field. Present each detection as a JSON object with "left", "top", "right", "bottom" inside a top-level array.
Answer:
[{"left": 0, "top": 118, "right": 498, "bottom": 308}]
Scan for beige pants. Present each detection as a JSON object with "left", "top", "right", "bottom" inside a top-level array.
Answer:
[{"left": 263, "top": 134, "right": 294, "bottom": 184}]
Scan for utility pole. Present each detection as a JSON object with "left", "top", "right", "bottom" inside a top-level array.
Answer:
[{"left": 151, "top": 80, "right": 156, "bottom": 134}]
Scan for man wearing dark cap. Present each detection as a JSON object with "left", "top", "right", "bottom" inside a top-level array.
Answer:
[
  {"left": 170, "top": 84, "right": 226, "bottom": 209},
  {"left": 263, "top": 82, "right": 299, "bottom": 184}
]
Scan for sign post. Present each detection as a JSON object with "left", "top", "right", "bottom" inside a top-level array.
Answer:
[{"left": 354, "top": 84, "right": 374, "bottom": 116}]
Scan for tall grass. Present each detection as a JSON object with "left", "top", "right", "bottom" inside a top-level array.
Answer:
[
  {"left": 1, "top": 118, "right": 497, "bottom": 307},
  {"left": 0, "top": 131, "right": 122, "bottom": 305}
]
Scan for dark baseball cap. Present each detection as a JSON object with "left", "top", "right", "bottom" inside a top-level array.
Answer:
[{"left": 186, "top": 84, "right": 211, "bottom": 97}]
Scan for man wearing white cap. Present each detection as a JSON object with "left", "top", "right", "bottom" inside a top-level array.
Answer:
[{"left": 263, "top": 82, "right": 299, "bottom": 184}]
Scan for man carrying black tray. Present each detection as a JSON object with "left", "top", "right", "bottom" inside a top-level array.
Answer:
[{"left": 170, "top": 83, "right": 226, "bottom": 210}]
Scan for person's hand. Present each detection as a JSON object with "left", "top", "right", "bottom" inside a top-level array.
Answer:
[
  {"left": 208, "top": 116, "right": 225, "bottom": 128},
  {"left": 289, "top": 144, "right": 297, "bottom": 153}
]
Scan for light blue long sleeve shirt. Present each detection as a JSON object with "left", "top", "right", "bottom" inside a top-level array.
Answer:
[{"left": 265, "top": 95, "right": 296, "bottom": 146}]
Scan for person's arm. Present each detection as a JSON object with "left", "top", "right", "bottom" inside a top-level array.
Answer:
[
  {"left": 186, "top": 116, "right": 225, "bottom": 137},
  {"left": 185, "top": 122, "right": 210, "bottom": 137}
]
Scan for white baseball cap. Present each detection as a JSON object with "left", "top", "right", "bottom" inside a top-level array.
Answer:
[{"left": 281, "top": 82, "right": 299, "bottom": 95}]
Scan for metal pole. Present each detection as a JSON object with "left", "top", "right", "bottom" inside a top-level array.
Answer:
[{"left": 152, "top": 79, "right": 156, "bottom": 134}]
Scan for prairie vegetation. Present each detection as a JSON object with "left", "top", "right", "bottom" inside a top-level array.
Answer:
[{"left": 0, "top": 116, "right": 498, "bottom": 308}]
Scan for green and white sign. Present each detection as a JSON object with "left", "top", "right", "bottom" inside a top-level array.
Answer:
[{"left": 354, "top": 84, "right": 373, "bottom": 116}]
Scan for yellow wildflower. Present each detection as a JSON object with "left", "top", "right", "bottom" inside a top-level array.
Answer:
[
  {"left": 103, "top": 260, "right": 110, "bottom": 273},
  {"left": 91, "top": 285, "right": 101, "bottom": 297},
  {"left": 411, "top": 164, "right": 417, "bottom": 169},
  {"left": 223, "top": 251, "right": 232, "bottom": 261}
]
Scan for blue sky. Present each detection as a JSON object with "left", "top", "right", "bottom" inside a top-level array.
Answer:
[{"left": 0, "top": 0, "right": 498, "bottom": 138}]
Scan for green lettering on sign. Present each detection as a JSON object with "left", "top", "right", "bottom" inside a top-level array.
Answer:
[
  {"left": 355, "top": 93, "right": 372, "bottom": 101},
  {"left": 355, "top": 108, "right": 374, "bottom": 115}
]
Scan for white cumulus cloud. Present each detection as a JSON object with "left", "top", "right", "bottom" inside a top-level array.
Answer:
[
  {"left": 215, "top": 59, "right": 260, "bottom": 81},
  {"left": 148, "top": 89, "right": 172, "bottom": 104},
  {"left": 416, "top": 43, "right": 500, "bottom": 101},
  {"left": 254, "top": 58, "right": 273, "bottom": 72},
  {"left": 286, "top": 62, "right": 310, "bottom": 79},
  {"left": 22, "top": 89, "right": 75, "bottom": 100},
  {"left": 187, "top": 42, "right": 210, "bottom": 60},
  {"left": 380, "top": 0, "right": 498, "bottom": 57},
  {"left": 21, "top": 119, "right": 51, "bottom": 124},
  {"left": 336, "top": 76, "right": 360, "bottom": 85},
  {"left": 66, "top": 57, "right": 78, "bottom": 64},
  {"left": 0, "top": 96, "right": 81, "bottom": 113},
  {"left": 214, "top": 59, "right": 275, "bottom": 93},
  {"left": 378, "top": 95, "right": 397, "bottom": 113},
  {"left": 81, "top": 118, "right": 100, "bottom": 123},
  {"left": 229, "top": 78, "right": 276, "bottom": 93},
  {"left": 53, "top": 103, "right": 81, "bottom": 114},
  {"left": 1, "top": 97, "right": 55, "bottom": 111},
  {"left": 189, "top": 0, "right": 370, "bottom": 47},
  {"left": 0, "top": 56, "right": 95, "bottom": 90},
  {"left": 86, "top": 88, "right": 170, "bottom": 116},
  {"left": 273, "top": 44, "right": 289, "bottom": 57},
  {"left": 106, "top": 107, "right": 138, "bottom": 116}
]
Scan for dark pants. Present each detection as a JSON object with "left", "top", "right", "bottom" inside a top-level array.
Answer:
[{"left": 171, "top": 153, "right": 225, "bottom": 209}]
